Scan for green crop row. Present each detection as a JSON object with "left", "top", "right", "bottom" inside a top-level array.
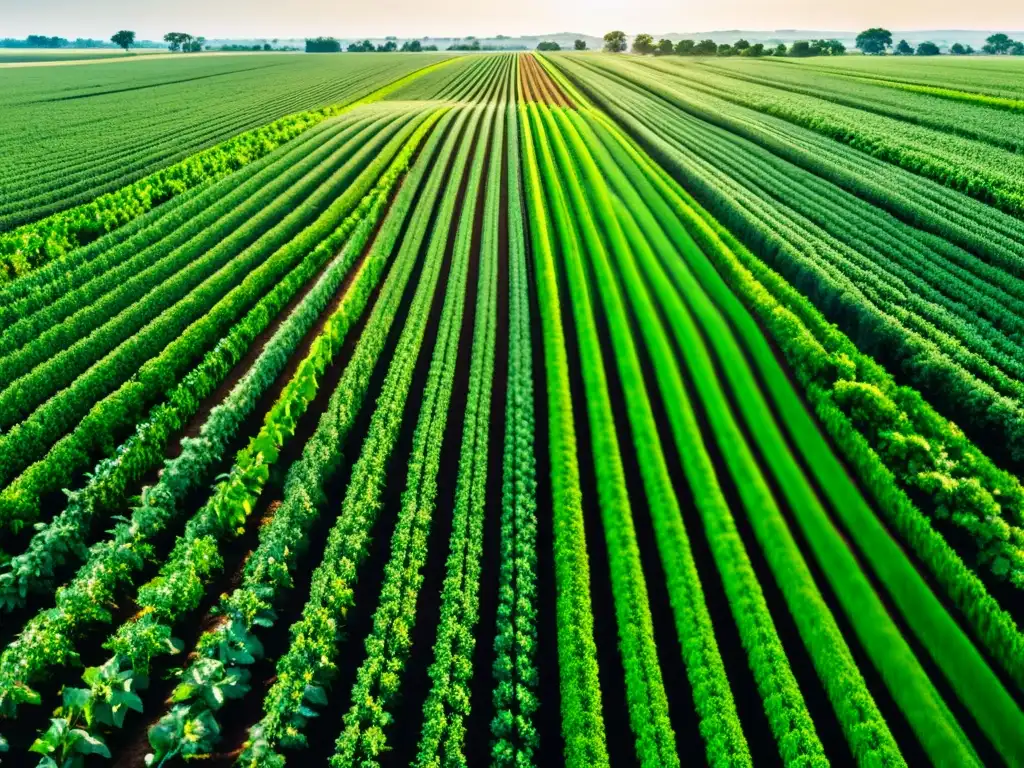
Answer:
[
  {"left": 415, "top": 60, "right": 510, "bottom": 768},
  {"left": 0, "top": 114, "right": 377, "bottom": 388},
  {"left": 518, "top": 97, "right": 609, "bottom": 768},
  {"left": 542, "top": 97, "right": 762, "bottom": 765},
  {"left": 553, "top": 61, "right": 1024, "bottom": 760},
  {"left": 486, "top": 78, "right": 542, "bottom": 768},
  {"left": 0, "top": 115, "right": 390, "bottom": 432},
  {"left": 141, "top": 108, "right": 449, "bottom": 766},
  {"left": 0, "top": 113, "right": 416, "bottom": 542},
  {"left": 530, "top": 100, "right": 679, "bottom": 768},
  {"left": 240, "top": 104, "right": 477, "bottom": 766},
  {"left": 18, "top": 110, "right": 436, "bottom": 766},
  {"left": 0, "top": 56, "right": 457, "bottom": 278},
  {"left": 332, "top": 95, "right": 497, "bottom": 768},
  {"left": 0, "top": 117, "right": 404, "bottom": 611},
  {"left": 0, "top": 114, "right": 424, "bottom": 733},
  {"left": 552, "top": 55, "right": 1024, "bottom": 571}
]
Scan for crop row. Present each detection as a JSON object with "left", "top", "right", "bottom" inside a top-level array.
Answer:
[
  {"left": 542, "top": 55, "right": 1024, "bottom": 764},
  {"left": 616, "top": 56, "right": 1024, "bottom": 274},
  {"left": 551, "top": 54, "right": 1024, "bottom": 570},
  {"left": 0, "top": 108, "right": 437, "bottom": 733},
  {"left": 240, "top": 101, "right": 482, "bottom": 765},
  {"left": 0, "top": 54, "right": 454, "bottom": 236},
  {"left": 0, "top": 111, "right": 419, "bottom": 542},
  {"left": 530, "top": 98, "right": 680, "bottom": 767},
  {"left": 0, "top": 113, "right": 393, "bottom": 432},
  {"left": 518, "top": 89, "right": 609, "bottom": 768},
  {"left": 485, "top": 65, "right": 542, "bottom": 768},
  {"left": 415, "top": 59, "right": 510, "bottom": 768}
]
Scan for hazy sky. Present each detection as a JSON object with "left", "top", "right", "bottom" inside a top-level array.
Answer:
[{"left": 2, "top": 0, "right": 1022, "bottom": 40}]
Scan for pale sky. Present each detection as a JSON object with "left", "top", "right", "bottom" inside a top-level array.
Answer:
[{"left": 1, "top": 0, "right": 1022, "bottom": 41}]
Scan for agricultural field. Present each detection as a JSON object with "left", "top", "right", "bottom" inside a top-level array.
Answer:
[
  {"left": 0, "top": 52, "right": 451, "bottom": 231},
  {"left": 0, "top": 49, "right": 162, "bottom": 64},
  {"left": 0, "top": 47, "right": 1022, "bottom": 768}
]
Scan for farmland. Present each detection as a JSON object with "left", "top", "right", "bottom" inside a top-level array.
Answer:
[{"left": 0, "top": 47, "right": 1023, "bottom": 768}]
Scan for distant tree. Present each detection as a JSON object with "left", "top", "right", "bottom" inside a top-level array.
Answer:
[
  {"left": 348, "top": 39, "right": 375, "bottom": 52},
  {"left": 422, "top": 44, "right": 438, "bottom": 51},
  {"left": 741, "top": 42, "right": 765, "bottom": 57},
  {"left": 674, "top": 39, "right": 695, "bottom": 55},
  {"left": 1012, "top": 41, "right": 1024, "bottom": 55},
  {"left": 632, "top": 33, "right": 655, "bottom": 55},
  {"left": 306, "top": 37, "right": 341, "bottom": 52},
  {"left": 377, "top": 40, "right": 397, "bottom": 52},
  {"left": 789, "top": 40, "right": 813, "bottom": 57},
  {"left": 894, "top": 39, "right": 914, "bottom": 55},
  {"left": 537, "top": 41, "right": 561, "bottom": 51},
  {"left": 26, "top": 35, "right": 69, "bottom": 48},
  {"left": 574, "top": 39, "right": 587, "bottom": 50},
  {"left": 110, "top": 30, "right": 135, "bottom": 51},
  {"left": 717, "top": 43, "right": 735, "bottom": 56},
  {"left": 985, "top": 32, "right": 1014, "bottom": 54},
  {"left": 263, "top": 43, "right": 272, "bottom": 51},
  {"left": 773, "top": 42, "right": 788, "bottom": 56},
  {"left": 655, "top": 38, "right": 674, "bottom": 56},
  {"left": 603, "top": 30, "right": 627, "bottom": 52},
  {"left": 916, "top": 41, "right": 941, "bottom": 56},
  {"left": 401, "top": 39, "right": 422, "bottom": 52},
  {"left": 185, "top": 36, "right": 204, "bottom": 53},
  {"left": 693, "top": 39, "right": 718, "bottom": 55},
  {"left": 163, "top": 32, "right": 186, "bottom": 52},
  {"left": 734, "top": 38, "right": 750, "bottom": 51},
  {"left": 812, "top": 38, "right": 845, "bottom": 55},
  {"left": 856, "top": 27, "right": 892, "bottom": 54}
]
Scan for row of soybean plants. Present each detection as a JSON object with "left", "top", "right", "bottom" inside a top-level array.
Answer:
[
  {"left": 244, "top": 83, "right": 495, "bottom": 766},
  {"left": 616, "top": 55, "right": 1024, "bottom": 274},
  {"left": 638, "top": 56, "right": 1024, "bottom": 217},
  {"left": 0, "top": 105, "right": 447, "bottom": 761},
  {"left": 550, "top": 53, "right": 1024, "bottom": 582},
  {"left": 0, "top": 54, "right": 454, "bottom": 239},
  {"left": 695, "top": 59, "right": 1024, "bottom": 152},
  {"left": 541, "top": 55, "right": 1024, "bottom": 764},
  {"left": 0, "top": 107, "right": 417, "bottom": 544},
  {"left": 782, "top": 57, "right": 1024, "bottom": 108},
  {"left": 0, "top": 56, "right": 457, "bottom": 280},
  {"left": 236, "top": 56, "right": 509, "bottom": 767}
]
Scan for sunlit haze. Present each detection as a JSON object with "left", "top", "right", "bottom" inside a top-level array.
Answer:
[{"left": 2, "top": 0, "right": 1022, "bottom": 40}]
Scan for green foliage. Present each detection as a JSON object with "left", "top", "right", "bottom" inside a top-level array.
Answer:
[
  {"left": 856, "top": 27, "right": 892, "bottom": 54},
  {"left": 0, "top": 54, "right": 449, "bottom": 236},
  {"left": 109, "top": 30, "right": 134, "bottom": 51},
  {"left": 603, "top": 30, "right": 626, "bottom": 53},
  {"left": 537, "top": 41, "right": 561, "bottom": 51},
  {"left": 631, "top": 33, "right": 655, "bottom": 55},
  {"left": 917, "top": 41, "right": 941, "bottom": 56},
  {"left": 242, "top": 102, "right": 481, "bottom": 765},
  {"left": 305, "top": 36, "right": 341, "bottom": 52},
  {"left": 519, "top": 94, "right": 609, "bottom": 768}
]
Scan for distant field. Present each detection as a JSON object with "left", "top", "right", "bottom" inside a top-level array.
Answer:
[
  {"left": 0, "top": 48, "right": 163, "bottom": 64},
  {"left": 0, "top": 52, "right": 449, "bottom": 230},
  {"left": 781, "top": 52, "right": 1024, "bottom": 98}
]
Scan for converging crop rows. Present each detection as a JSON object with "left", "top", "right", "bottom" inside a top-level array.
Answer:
[{"left": 0, "top": 49, "right": 1022, "bottom": 767}]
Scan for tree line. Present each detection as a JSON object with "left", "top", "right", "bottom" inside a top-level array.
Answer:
[
  {"left": 602, "top": 31, "right": 844, "bottom": 57},
  {"left": 857, "top": 28, "right": 1023, "bottom": 55},
  {"left": 305, "top": 37, "right": 439, "bottom": 52}
]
